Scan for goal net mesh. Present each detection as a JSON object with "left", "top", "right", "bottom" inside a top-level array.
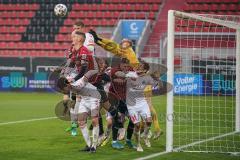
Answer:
[{"left": 171, "top": 12, "right": 240, "bottom": 154}]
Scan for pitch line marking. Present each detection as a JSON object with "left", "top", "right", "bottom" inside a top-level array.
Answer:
[
  {"left": 135, "top": 131, "right": 239, "bottom": 160},
  {"left": 134, "top": 151, "right": 169, "bottom": 160},
  {"left": 0, "top": 116, "right": 57, "bottom": 126}
]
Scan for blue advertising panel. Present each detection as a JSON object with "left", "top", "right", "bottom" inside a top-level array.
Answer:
[
  {"left": 0, "top": 71, "right": 235, "bottom": 95},
  {"left": 0, "top": 72, "right": 55, "bottom": 92},
  {"left": 211, "top": 74, "right": 235, "bottom": 95},
  {"left": 121, "top": 20, "right": 146, "bottom": 40},
  {"left": 174, "top": 74, "right": 203, "bottom": 95}
]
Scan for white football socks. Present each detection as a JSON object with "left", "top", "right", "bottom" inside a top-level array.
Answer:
[
  {"left": 92, "top": 125, "right": 99, "bottom": 149},
  {"left": 80, "top": 125, "right": 91, "bottom": 147}
]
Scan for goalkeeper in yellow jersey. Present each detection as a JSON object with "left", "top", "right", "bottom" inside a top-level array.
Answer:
[
  {"left": 144, "top": 85, "right": 163, "bottom": 140},
  {"left": 89, "top": 29, "right": 140, "bottom": 68}
]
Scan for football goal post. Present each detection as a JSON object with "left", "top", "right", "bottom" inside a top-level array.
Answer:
[{"left": 166, "top": 10, "right": 240, "bottom": 154}]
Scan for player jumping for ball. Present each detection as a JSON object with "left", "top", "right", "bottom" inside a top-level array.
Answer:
[
  {"left": 64, "top": 31, "right": 97, "bottom": 136},
  {"left": 57, "top": 69, "right": 107, "bottom": 153}
]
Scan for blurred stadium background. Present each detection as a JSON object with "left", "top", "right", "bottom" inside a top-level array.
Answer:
[
  {"left": 0, "top": 0, "right": 239, "bottom": 160},
  {"left": 0, "top": 0, "right": 239, "bottom": 91}
]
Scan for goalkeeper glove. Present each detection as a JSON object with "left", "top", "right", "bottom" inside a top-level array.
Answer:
[{"left": 89, "top": 29, "right": 102, "bottom": 44}]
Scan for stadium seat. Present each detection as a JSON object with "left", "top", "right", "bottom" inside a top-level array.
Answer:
[
  {"left": 142, "top": 4, "right": 151, "bottom": 11},
  {"left": 149, "top": 12, "right": 155, "bottom": 19},
  {"left": 219, "top": 4, "right": 228, "bottom": 11},
  {"left": 56, "top": 34, "right": 70, "bottom": 42},
  {"left": 1, "top": 34, "right": 21, "bottom": 41},
  {"left": 0, "top": 18, "right": 7, "bottom": 25},
  {"left": 135, "top": 4, "right": 142, "bottom": 11},
  {"left": 86, "top": 11, "right": 95, "bottom": 18},
  {"left": 82, "top": 4, "right": 91, "bottom": 11},
  {"left": 22, "top": 18, "right": 30, "bottom": 25},
  {"left": 0, "top": 26, "right": 8, "bottom": 33},
  {"left": 101, "top": 19, "right": 108, "bottom": 26},
  {"left": 201, "top": 4, "right": 209, "bottom": 11},
  {"left": 0, "top": 42, "right": 7, "bottom": 49},
  {"left": 64, "top": 19, "right": 74, "bottom": 26},
  {"left": 18, "top": 11, "right": 28, "bottom": 18},
  {"left": 14, "top": 26, "right": 23, "bottom": 33},
  {"left": 83, "top": 18, "right": 90, "bottom": 26},
  {"left": 78, "top": 11, "right": 87, "bottom": 18},
  {"left": 153, "top": 0, "right": 162, "bottom": 3},
  {"left": 69, "top": 11, "right": 77, "bottom": 18},
  {"left": 120, "top": 4, "right": 126, "bottom": 11},
  {"left": 8, "top": 42, "right": 16, "bottom": 49},
  {"left": 210, "top": 4, "right": 218, "bottom": 11},
  {"left": 91, "top": 4, "right": 98, "bottom": 11},
  {"left": 92, "top": 19, "right": 99, "bottom": 26},
  {"left": 0, "top": 11, "right": 10, "bottom": 18},
  {"left": 97, "top": 4, "right": 105, "bottom": 10},
  {"left": 152, "top": 4, "right": 159, "bottom": 11},
  {"left": 0, "top": 34, "right": 5, "bottom": 41},
  {"left": 0, "top": 50, "right": 7, "bottom": 57},
  {"left": 109, "top": 19, "right": 117, "bottom": 26},
  {"left": 95, "top": 11, "right": 103, "bottom": 18},
  {"left": 122, "top": 12, "right": 131, "bottom": 19},
  {"left": 112, "top": 11, "right": 120, "bottom": 18},
  {"left": 183, "top": 4, "right": 190, "bottom": 12},
  {"left": 137, "top": 12, "right": 146, "bottom": 19},
  {"left": 185, "top": 0, "right": 193, "bottom": 3},
  {"left": 59, "top": 26, "right": 69, "bottom": 34},
  {"left": 229, "top": 4, "right": 236, "bottom": 11},
  {"left": 191, "top": 4, "right": 200, "bottom": 11},
  {"left": 119, "top": 0, "right": 128, "bottom": 3},
  {"left": 103, "top": 11, "right": 112, "bottom": 18}
]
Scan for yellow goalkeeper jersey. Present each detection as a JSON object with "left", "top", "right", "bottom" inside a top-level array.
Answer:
[
  {"left": 97, "top": 38, "right": 139, "bottom": 68},
  {"left": 144, "top": 85, "right": 152, "bottom": 97}
]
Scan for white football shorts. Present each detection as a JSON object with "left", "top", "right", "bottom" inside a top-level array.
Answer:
[
  {"left": 127, "top": 98, "right": 151, "bottom": 124},
  {"left": 78, "top": 96, "right": 100, "bottom": 117}
]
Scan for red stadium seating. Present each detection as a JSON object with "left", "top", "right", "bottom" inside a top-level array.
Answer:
[
  {"left": 72, "top": 3, "right": 161, "bottom": 12},
  {"left": 0, "top": 4, "right": 39, "bottom": 11},
  {"left": 186, "top": 0, "right": 239, "bottom": 3},
  {"left": 142, "top": 0, "right": 239, "bottom": 58},
  {"left": 184, "top": 2, "right": 239, "bottom": 13},
  {"left": 0, "top": 18, "right": 30, "bottom": 26},
  {"left": 103, "top": 0, "right": 162, "bottom": 4},
  {"left": 0, "top": 0, "right": 239, "bottom": 58},
  {"left": 0, "top": 34, "right": 21, "bottom": 41}
]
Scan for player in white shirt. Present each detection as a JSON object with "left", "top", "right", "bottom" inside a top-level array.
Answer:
[
  {"left": 72, "top": 20, "right": 95, "bottom": 53},
  {"left": 57, "top": 70, "right": 102, "bottom": 153},
  {"left": 120, "top": 61, "right": 161, "bottom": 152}
]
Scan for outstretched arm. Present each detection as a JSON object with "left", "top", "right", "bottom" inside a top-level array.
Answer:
[
  {"left": 89, "top": 29, "right": 140, "bottom": 68},
  {"left": 89, "top": 29, "right": 121, "bottom": 55},
  {"left": 70, "top": 70, "right": 98, "bottom": 90}
]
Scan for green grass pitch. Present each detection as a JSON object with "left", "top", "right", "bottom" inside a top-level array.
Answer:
[{"left": 0, "top": 92, "right": 239, "bottom": 160}]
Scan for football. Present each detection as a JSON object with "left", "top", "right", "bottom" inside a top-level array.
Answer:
[{"left": 54, "top": 4, "right": 67, "bottom": 17}]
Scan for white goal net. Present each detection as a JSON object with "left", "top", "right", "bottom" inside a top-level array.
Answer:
[{"left": 166, "top": 10, "right": 240, "bottom": 154}]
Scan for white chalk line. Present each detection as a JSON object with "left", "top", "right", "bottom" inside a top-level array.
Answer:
[{"left": 0, "top": 116, "right": 57, "bottom": 126}]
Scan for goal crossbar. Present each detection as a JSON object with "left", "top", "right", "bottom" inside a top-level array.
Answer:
[{"left": 174, "top": 10, "right": 240, "bottom": 30}]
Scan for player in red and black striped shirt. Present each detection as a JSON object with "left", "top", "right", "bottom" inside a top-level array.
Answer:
[
  {"left": 63, "top": 31, "right": 98, "bottom": 137},
  {"left": 108, "top": 58, "right": 135, "bottom": 149}
]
